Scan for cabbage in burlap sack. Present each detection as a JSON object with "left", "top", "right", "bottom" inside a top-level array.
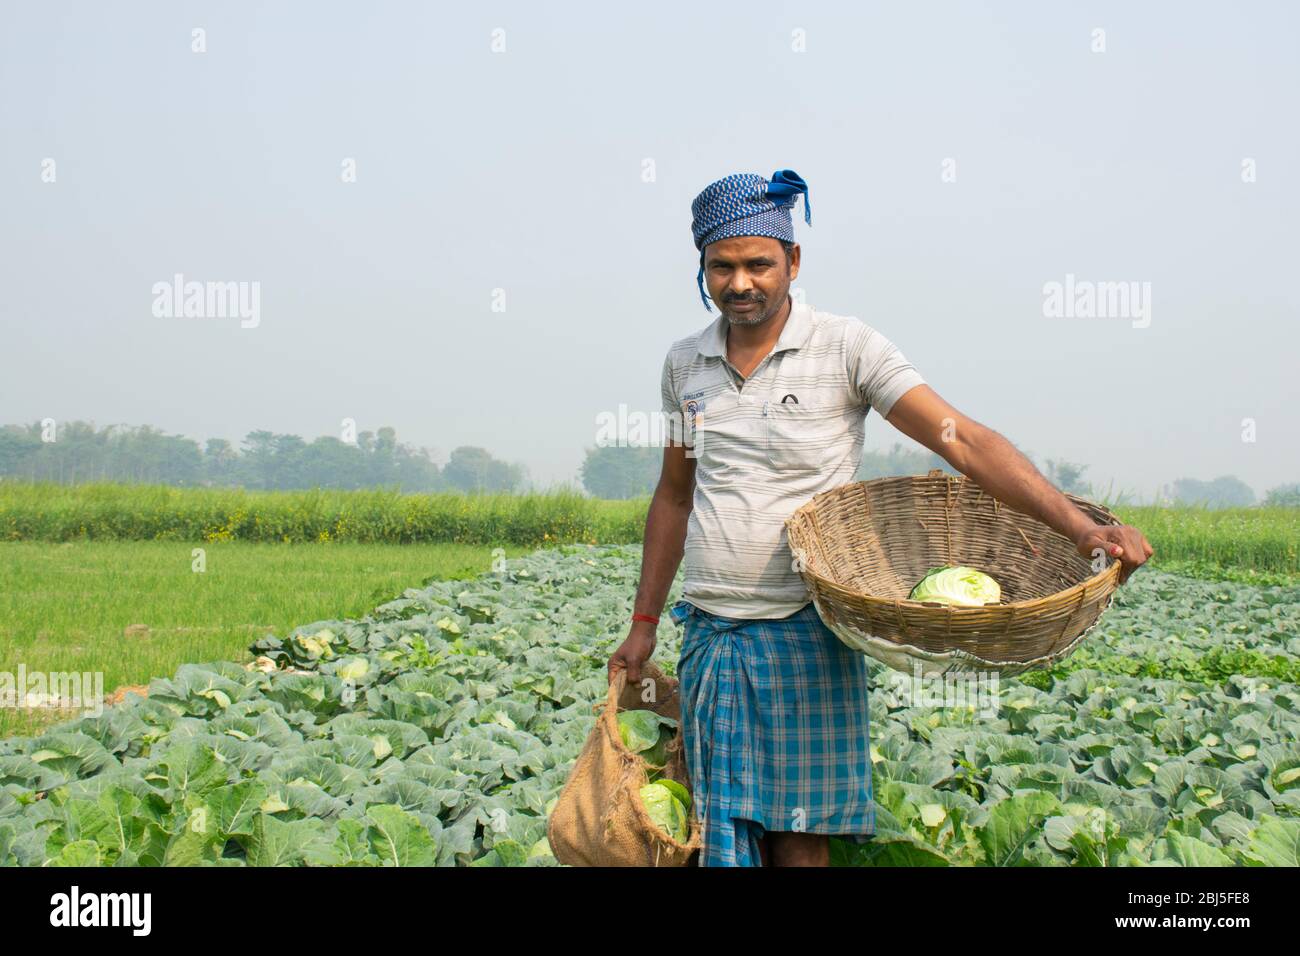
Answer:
[{"left": 547, "top": 662, "right": 702, "bottom": 866}]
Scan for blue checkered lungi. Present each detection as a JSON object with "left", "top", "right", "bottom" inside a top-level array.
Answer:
[{"left": 668, "top": 599, "right": 876, "bottom": 867}]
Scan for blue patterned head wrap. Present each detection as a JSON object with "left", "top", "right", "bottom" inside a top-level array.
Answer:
[{"left": 689, "top": 169, "right": 811, "bottom": 311}]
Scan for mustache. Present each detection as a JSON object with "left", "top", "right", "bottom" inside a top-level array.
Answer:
[{"left": 723, "top": 292, "right": 766, "bottom": 304}]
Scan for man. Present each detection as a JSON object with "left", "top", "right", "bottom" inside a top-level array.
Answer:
[{"left": 607, "top": 168, "right": 1154, "bottom": 867}]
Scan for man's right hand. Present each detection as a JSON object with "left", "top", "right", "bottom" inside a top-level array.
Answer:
[{"left": 607, "top": 622, "right": 657, "bottom": 686}]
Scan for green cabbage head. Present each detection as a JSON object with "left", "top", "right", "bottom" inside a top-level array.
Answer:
[
  {"left": 908, "top": 566, "right": 1002, "bottom": 606},
  {"left": 655, "top": 778, "right": 692, "bottom": 815},
  {"left": 639, "top": 782, "right": 689, "bottom": 843}
]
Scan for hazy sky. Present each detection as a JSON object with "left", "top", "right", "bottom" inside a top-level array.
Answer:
[{"left": 2, "top": 1, "right": 1296, "bottom": 502}]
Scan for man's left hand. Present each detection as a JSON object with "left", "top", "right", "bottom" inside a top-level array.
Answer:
[{"left": 1074, "top": 524, "right": 1155, "bottom": 585}]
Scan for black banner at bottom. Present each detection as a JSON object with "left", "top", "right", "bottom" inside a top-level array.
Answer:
[{"left": 0, "top": 864, "right": 1283, "bottom": 942}]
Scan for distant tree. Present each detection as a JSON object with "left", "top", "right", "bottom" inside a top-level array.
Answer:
[
  {"left": 1165, "top": 475, "right": 1256, "bottom": 509},
  {"left": 271, "top": 434, "right": 307, "bottom": 488},
  {"left": 366, "top": 426, "right": 399, "bottom": 486},
  {"left": 393, "top": 441, "right": 445, "bottom": 491},
  {"left": 580, "top": 445, "right": 661, "bottom": 499},
  {"left": 240, "top": 431, "right": 279, "bottom": 490},
  {"left": 0, "top": 424, "right": 40, "bottom": 476},
  {"left": 442, "top": 446, "right": 525, "bottom": 493},
  {"left": 1045, "top": 459, "right": 1092, "bottom": 497},
  {"left": 0, "top": 425, "right": 43, "bottom": 479},
  {"left": 295, "top": 437, "right": 368, "bottom": 488},
  {"left": 203, "top": 438, "right": 239, "bottom": 485},
  {"left": 57, "top": 421, "right": 100, "bottom": 483},
  {"left": 1263, "top": 483, "right": 1300, "bottom": 507}
]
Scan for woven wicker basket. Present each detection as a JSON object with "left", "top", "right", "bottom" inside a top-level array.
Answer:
[{"left": 785, "top": 470, "right": 1123, "bottom": 676}]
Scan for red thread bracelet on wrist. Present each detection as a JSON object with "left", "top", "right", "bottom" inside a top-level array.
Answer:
[{"left": 631, "top": 613, "right": 660, "bottom": 625}]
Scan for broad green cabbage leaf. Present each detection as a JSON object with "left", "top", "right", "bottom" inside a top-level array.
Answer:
[{"left": 617, "top": 710, "right": 677, "bottom": 768}]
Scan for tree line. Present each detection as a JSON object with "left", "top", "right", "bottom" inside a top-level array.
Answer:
[{"left": 0, "top": 422, "right": 526, "bottom": 493}]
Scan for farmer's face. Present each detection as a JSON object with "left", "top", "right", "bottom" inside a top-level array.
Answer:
[{"left": 702, "top": 236, "right": 800, "bottom": 327}]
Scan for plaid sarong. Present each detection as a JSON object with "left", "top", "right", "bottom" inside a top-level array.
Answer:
[{"left": 669, "top": 599, "right": 876, "bottom": 867}]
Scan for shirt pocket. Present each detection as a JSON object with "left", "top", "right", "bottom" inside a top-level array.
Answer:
[{"left": 764, "top": 401, "right": 845, "bottom": 472}]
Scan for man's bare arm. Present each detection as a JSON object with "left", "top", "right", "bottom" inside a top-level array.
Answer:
[
  {"left": 608, "top": 444, "right": 696, "bottom": 683},
  {"left": 884, "top": 384, "right": 1153, "bottom": 583}
]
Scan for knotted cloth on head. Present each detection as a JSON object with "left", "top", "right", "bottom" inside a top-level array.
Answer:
[{"left": 689, "top": 169, "right": 811, "bottom": 311}]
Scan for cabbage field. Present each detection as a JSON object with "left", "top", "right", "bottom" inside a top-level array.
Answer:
[{"left": 1, "top": 544, "right": 1298, "bottom": 866}]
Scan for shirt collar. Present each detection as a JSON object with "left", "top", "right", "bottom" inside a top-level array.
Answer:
[{"left": 697, "top": 297, "right": 813, "bottom": 359}]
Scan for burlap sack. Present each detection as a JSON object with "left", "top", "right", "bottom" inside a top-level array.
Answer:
[{"left": 547, "top": 662, "right": 702, "bottom": 866}]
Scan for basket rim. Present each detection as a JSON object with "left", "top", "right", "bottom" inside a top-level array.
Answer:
[
  {"left": 806, "top": 558, "right": 1120, "bottom": 615},
  {"left": 784, "top": 473, "right": 1124, "bottom": 614}
]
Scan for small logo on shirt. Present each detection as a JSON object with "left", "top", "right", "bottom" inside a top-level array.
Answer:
[
  {"left": 780, "top": 393, "right": 799, "bottom": 404},
  {"left": 684, "top": 399, "right": 703, "bottom": 428}
]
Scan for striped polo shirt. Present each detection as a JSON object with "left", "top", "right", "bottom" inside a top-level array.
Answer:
[{"left": 660, "top": 298, "right": 926, "bottom": 619}]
